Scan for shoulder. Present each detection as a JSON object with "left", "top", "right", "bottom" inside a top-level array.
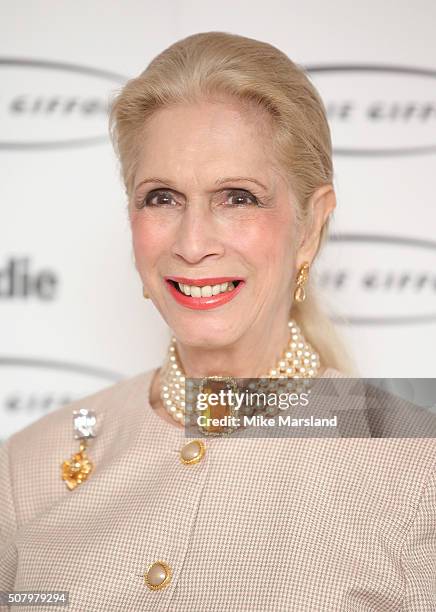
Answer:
[
  {"left": 319, "top": 369, "right": 436, "bottom": 438},
  {"left": 310, "top": 370, "right": 436, "bottom": 492},
  {"left": 0, "top": 368, "right": 156, "bottom": 530},
  {"left": 6, "top": 368, "right": 154, "bottom": 456}
]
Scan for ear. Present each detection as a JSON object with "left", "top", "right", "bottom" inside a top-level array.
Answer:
[{"left": 296, "top": 185, "right": 336, "bottom": 267}]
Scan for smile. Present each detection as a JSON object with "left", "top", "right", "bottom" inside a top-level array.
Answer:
[{"left": 164, "top": 276, "right": 245, "bottom": 310}]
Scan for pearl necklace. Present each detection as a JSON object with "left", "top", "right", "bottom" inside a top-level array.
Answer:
[{"left": 160, "top": 318, "right": 321, "bottom": 426}]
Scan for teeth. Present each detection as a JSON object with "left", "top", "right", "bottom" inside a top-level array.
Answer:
[
  {"left": 201, "top": 285, "right": 213, "bottom": 297},
  {"left": 177, "top": 281, "right": 237, "bottom": 297}
]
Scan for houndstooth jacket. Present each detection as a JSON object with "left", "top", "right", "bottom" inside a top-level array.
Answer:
[{"left": 0, "top": 367, "right": 435, "bottom": 611}]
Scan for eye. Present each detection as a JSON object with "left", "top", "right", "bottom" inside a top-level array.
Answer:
[
  {"left": 226, "top": 189, "right": 260, "bottom": 207},
  {"left": 140, "top": 189, "right": 177, "bottom": 208}
]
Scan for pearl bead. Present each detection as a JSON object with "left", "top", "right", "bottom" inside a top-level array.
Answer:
[{"left": 159, "top": 318, "right": 321, "bottom": 425}]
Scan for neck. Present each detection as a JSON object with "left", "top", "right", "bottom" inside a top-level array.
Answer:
[{"left": 174, "top": 313, "right": 292, "bottom": 379}]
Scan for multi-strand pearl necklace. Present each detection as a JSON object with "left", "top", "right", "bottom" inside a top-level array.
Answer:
[{"left": 159, "top": 318, "right": 321, "bottom": 426}]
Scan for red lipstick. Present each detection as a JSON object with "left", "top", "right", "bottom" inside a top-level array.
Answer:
[{"left": 164, "top": 277, "right": 245, "bottom": 310}]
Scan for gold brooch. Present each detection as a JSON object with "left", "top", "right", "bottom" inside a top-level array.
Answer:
[{"left": 61, "top": 408, "right": 96, "bottom": 490}]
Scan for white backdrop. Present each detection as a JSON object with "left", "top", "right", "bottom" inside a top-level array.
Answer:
[{"left": 1, "top": 0, "right": 435, "bottom": 443}]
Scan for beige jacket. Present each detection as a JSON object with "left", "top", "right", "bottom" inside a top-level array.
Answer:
[{"left": 0, "top": 367, "right": 435, "bottom": 611}]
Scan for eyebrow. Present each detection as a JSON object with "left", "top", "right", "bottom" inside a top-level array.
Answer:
[{"left": 134, "top": 176, "right": 268, "bottom": 194}]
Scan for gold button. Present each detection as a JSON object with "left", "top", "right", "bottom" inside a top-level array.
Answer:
[
  {"left": 179, "top": 439, "right": 206, "bottom": 465},
  {"left": 144, "top": 560, "right": 172, "bottom": 591}
]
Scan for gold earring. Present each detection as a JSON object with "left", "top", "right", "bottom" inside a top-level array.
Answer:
[
  {"left": 143, "top": 288, "right": 150, "bottom": 299},
  {"left": 294, "top": 261, "right": 310, "bottom": 302}
]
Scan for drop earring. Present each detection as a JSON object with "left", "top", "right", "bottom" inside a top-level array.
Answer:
[
  {"left": 143, "top": 288, "right": 150, "bottom": 299},
  {"left": 294, "top": 261, "right": 310, "bottom": 302}
]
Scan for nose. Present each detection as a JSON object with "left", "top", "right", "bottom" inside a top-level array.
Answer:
[{"left": 171, "top": 202, "right": 224, "bottom": 265}]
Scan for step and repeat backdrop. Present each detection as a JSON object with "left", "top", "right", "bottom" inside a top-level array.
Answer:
[{"left": 1, "top": 0, "right": 435, "bottom": 442}]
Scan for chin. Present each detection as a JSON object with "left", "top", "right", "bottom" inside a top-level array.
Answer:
[{"left": 172, "top": 321, "right": 241, "bottom": 349}]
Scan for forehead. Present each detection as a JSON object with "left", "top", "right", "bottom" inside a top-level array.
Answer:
[{"left": 134, "top": 98, "right": 278, "bottom": 184}]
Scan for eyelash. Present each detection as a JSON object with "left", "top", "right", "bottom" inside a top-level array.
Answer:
[{"left": 138, "top": 188, "right": 261, "bottom": 209}]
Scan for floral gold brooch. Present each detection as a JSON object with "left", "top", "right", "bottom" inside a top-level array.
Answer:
[{"left": 61, "top": 408, "right": 96, "bottom": 490}]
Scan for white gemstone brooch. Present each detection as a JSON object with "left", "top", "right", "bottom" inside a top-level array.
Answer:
[{"left": 61, "top": 408, "right": 97, "bottom": 490}]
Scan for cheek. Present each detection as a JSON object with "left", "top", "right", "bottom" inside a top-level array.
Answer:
[
  {"left": 130, "top": 216, "right": 168, "bottom": 263},
  {"left": 235, "top": 213, "right": 296, "bottom": 263}
]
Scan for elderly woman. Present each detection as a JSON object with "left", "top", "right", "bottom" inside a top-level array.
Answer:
[{"left": 1, "top": 32, "right": 435, "bottom": 611}]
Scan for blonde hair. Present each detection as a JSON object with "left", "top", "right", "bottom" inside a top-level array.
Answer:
[{"left": 109, "top": 31, "right": 358, "bottom": 376}]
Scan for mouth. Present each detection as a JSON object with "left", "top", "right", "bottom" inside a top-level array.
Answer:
[
  {"left": 167, "top": 279, "right": 242, "bottom": 296},
  {"left": 164, "top": 277, "right": 245, "bottom": 310}
]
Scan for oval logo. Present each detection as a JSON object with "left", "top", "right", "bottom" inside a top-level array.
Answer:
[
  {"left": 317, "top": 234, "right": 436, "bottom": 324},
  {"left": 306, "top": 65, "right": 436, "bottom": 155},
  {"left": 0, "top": 357, "right": 122, "bottom": 442},
  {"left": 0, "top": 58, "right": 125, "bottom": 149}
]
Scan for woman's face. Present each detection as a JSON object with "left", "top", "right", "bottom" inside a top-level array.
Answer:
[{"left": 130, "top": 97, "right": 303, "bottom": 348}]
